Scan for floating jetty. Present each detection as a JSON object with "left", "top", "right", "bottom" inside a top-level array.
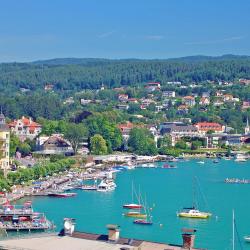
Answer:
[
  {"left": 225, "top": 178, "right": 250, "bottom": 184},
  {"left": 0, "top": 201, "right": 54, "bottom": 232}
]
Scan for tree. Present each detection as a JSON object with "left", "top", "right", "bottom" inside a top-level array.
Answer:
[
  {"left": 64, "top": 123, "right": 88, "bottom": 154},
  {"left": 86, "top": 114, "right": 122, "bottom": 152},
  {"left": 157, "top": 135, "right": 172, "bottom": 148},
  {"left": 175, "top": 140, "right": 187, "bottom": 150},
  {"left": 10, "top": 134, "right": 20, "bottom": 157},
  {"left": 191, "top": 140, "right": 202, "bottom": 150},
  {"left": 17, "top": 142, "right": 31, "bottom": 156},
  {"left": 90, "top": 134, "right": 108, "bottom": 155},
  {"left": 128, "top": 128, "right": 157, "bottom": 155},
  {"left": 207, "top": 130, "right": 215, "bottom": 134}
]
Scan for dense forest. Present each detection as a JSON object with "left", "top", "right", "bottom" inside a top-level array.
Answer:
[{"left": 0, "top": 55, "right": 250, "bottom": 94}]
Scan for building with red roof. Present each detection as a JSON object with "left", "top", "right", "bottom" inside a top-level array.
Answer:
[
  {"left": 183, "top": 96, "right": 196, "bottom": 106},
  {"left": 194, "top": 122, "right": 224, "bottom": 134},
  {"left": 9, "top": 116, "right": 42, "bottom": 141},
  {"left": 145, "top": 82, "right": 161, "bottom": 92}
]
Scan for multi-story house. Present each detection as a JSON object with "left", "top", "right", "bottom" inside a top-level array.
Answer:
[
  {"left": 0, "top": 112, "right": 10, "bottom": 173},
  {"left": 145, "top": 82, "right": 161, "bottom": 92},
  {"left": 199, "top": 97, "right": 210, "bottom": 106},
  {"left": 194, "top": 122, "right": 224, "bottom": 134},
  {"left": 9, "top": 116, "right": 42, "bottom": 141},
  {"left": 162, "top": 91, "right": 175, "bottom": 98},
  {"left": 242, "top": 101, "right": 250, "bottom": 110},
  {"left": 183, "top": 96, "right": 196, "bottom": 106},
  {"left": 118, "top": 94, "right": 129, "bottom": 102}
]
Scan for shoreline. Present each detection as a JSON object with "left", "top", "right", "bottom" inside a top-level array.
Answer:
[{"left": 0, "top": 154, "right": 246, "bottom": 205}]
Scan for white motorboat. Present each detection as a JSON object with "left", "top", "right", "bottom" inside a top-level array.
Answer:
[
  {"left": 97, "top": 179, "right": 116, "bottom": 192},
  {"left": 244, "top": 235, "right": 250, "bottom": 242},
  {"left": 197, "top": 161, "right": 205, "bottom": 164},
  {"left": 148, "top": 163, "right": 155, "bottom": 168},
  {"left": 177, "top": 208, "right": 211, "bottom": 219},
  {"left": 235, "top": 154, "right": 247, "bottom": 162}
]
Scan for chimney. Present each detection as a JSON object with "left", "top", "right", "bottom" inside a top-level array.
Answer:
[
  {"left": 181, "top": 228, "right": 196, "bottom": 249},
  {"left": 63, "top": 218, "right": 75, "bottom": 235},
  {"left": 106, "top": 224, "right": 120, "bottom": 242}
]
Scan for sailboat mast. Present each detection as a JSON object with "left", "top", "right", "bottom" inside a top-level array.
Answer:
[
  {"left": 193, "top": 177, "right": 197, "bottom": 209},
  {"left": 132, "top": 181, "right": 134, "bottom": 203},
  {"left": 232, "top": 209, "right": 235, "bottom": 250}
]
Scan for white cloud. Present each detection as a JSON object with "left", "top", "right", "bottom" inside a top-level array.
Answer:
[
  {"left": 97, "top": 31, "right": 116, "bottom": 38},
  {"left": 144, "top": 35, "right": 164, "bottom": 41}
]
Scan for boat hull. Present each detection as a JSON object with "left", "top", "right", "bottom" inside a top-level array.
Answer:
[
  {"left": 133, "top": 219, "right": 152, "bottom": 225},
  {"left": 48, "top": 193, "right": 76, "bottom": 197},
  {"left": 177, "top": 212, "right": 211, "bottom": 219},
  {"left": 123, "top": 204, "right": 143, "bottom": 209},
  {"left": 124, "top": 213, "right": 147, "bottom": 219},
  {"left": 244, "top": 236, "right": 250, "bottom": 242}
]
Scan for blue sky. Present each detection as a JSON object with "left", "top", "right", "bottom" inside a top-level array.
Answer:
[{"left": 0, "top": 0, "right": 249, "bottom": 62}]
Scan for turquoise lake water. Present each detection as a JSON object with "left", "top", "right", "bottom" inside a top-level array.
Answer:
[{"left": 18, "top": 159, "right": 250, "bottom": 250}]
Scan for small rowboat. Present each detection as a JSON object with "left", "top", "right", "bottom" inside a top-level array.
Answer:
[
  {"left": 133, "top": 219, "right": 153, "bottom": 225},
  {"left": 123, "top": 204, "right": 143, "bottom": 209}
]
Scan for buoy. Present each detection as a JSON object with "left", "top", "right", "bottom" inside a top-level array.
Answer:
[{"left": 160, "top": 223, "right": 163, "bottom": 227}]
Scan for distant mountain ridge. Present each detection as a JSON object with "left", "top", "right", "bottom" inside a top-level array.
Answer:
[
  {"left": 31, "top": 54, "right": 250, "bottom": 66},
  {"left": 0, "top": 54, "right": 249, "bottom": 95}
]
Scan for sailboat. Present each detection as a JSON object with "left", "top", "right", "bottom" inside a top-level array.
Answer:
[
  {"left": 231, "top": 210, "right": 244, "bottom": 249},
  {"left": 124, "top": 185, "right": 147, "bottom": 219},
  {"left": 133, "top": 195, "right": 153, "bottom": 225},
  {"left": 123, "top": 182, "right": 143, "bottom": 209},
  {"left": 177, "top": 177, "right": 212, "bottom": 219}
]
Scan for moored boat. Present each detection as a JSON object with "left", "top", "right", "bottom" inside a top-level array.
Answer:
[
  {"left": 124, "top": 211, "right": 147, "bottom": 218},
  {"left": 81, "top": 185, "right": 97, "bottom": 191},
  {"left": 123, "top": 204, "right": 143, "bottom": 209},
  {"left": 123, "top": 181, "right": 142, "bottom": 209},
  {"left": 97, "top": 179, "right": 116, "bottom": 192},
  {"left": 235, "top": 153, "right": 247, "bottom": 162},
  {"left": 162, "top": 164, "right": 177, "bottom": 169},
  {"left": 244, "top": 235, "right": 250, "bottom": 243},
  {"left": 133, "top": 219, "right": 153, "bottom": 225},
  {"left": 177, "top": 177, "right": 212, "bottom": 219},
  {"left": 177, "top": 208, "right": 211, "bottom": 219},
  {"left": 48, "top": 192, "right": 77, "bottom": 197}
]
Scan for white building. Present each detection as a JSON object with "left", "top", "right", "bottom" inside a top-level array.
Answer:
[{"left": 9, "top": 116, "right": 42, "bottom": 141}]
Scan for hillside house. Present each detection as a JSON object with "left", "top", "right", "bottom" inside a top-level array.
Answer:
[
  {"left": 162, "top": 91, "right": 175, "bottom": 98},
  {"left": 183, "top": 96, "right": 196, "bottom": 106},
  {"left": 118, "top": 94, "right": 129, "bottom": 102},
  {"left": 36, "top": 134, "right": 73, "bottom": 155},
  {"left": 195, "top": 122, "right": 224, "bottom": 134},
  {"left": 199, "top": 97, "right": 210, "bottom": 105},
  {"left": 145, "top": 82, "right": 161, "bottom": 92},
  {"left": 242, "top": 101, "right": 250, "bottom": 110},
  {"left": 9, "top": 116, "right": 42, "bottom": 141}
]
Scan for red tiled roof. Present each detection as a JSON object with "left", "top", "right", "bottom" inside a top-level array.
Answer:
[
  {"left": 9, "top": 117, "right": 41, "bottom": 128},
  {"left": 183, "top": 96, "right": 195, "bottom": 100},
  {"left": 195, "top": 122, "right": 223, "bottom": 131}
]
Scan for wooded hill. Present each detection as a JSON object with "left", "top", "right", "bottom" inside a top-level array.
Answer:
[{"left": 0, "top": 55, "right": 250, "bottom": 94}]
